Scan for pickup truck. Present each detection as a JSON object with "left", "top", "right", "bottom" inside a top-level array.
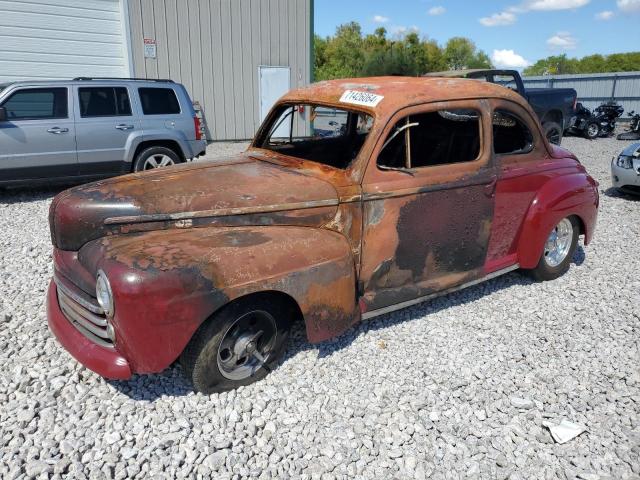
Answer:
[
  {"left": 47, "top": 76, "right": 598, "bottom": 393},
  {"left": 424, "top": 69, "right": 577, "bottom": 145}
]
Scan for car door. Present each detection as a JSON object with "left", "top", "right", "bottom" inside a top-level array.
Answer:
[
  {"left": 359, "top": 100, "right": 496, "bottom": 314},
  {"left": 0, "top": 86, "right": 77, "bottom": 182},
  {"left": 483, "top": 99, "right": 550, "bottom": 272},
  {"left": 74, "top": 85, "right": 141, "bottom": 176}
]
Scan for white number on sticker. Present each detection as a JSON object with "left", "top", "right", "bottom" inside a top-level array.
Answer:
[{"left": 339, "top": 90, "right": 384, "bottom": 107}]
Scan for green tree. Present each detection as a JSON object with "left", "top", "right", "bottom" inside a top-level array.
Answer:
[
  {"left": 443, "top": 37, "right": 492, "bottom": 70},
  {"left": 523, "top": 52, "right": 640, "bottom": 76}
]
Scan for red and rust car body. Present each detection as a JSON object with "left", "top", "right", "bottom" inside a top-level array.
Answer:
[{"left": 47, "top": 77, "right": 599, "bottom": 381}]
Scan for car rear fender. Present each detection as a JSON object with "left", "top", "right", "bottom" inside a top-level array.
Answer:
[
  {"left": 516, "top": 172, "right": 598, "bottom": 269},
  {"left": 79, "top": 226, "right": 358, "bottom": 372}
]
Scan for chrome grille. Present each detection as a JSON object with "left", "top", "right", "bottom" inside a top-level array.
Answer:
[{"left": 54, "top": 276, "right": 113, "bottom": 348}]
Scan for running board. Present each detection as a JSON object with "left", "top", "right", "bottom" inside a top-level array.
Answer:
[{"left": 361, "top": 264, "right": 520, "bottom": 320}]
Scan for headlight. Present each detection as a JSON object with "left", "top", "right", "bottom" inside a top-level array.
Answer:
[
  {"left": 616, "top": 155, "right": 633, "bottom": 169},
  {"left": 96, "top": 270, "right": 114, "bottom": 318}
]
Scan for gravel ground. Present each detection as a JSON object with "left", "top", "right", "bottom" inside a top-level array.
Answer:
[{"left": 1, "top": 136, "right": 639, "bottom": 480}]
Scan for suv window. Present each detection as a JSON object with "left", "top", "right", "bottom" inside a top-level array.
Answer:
[
  {"left": 493, "top": 109, "right": 533, "bottom": 155},
  {"left": 2, "top": 88, "right": 68, "bottom": 120},
  {"left": 378, "top": 109, "right": 481, "bottom": 170},
  {"left": 79, "top": 87, "right": 131, "bottom": 117},
  {"left": 138, "top": 87, "right": 180, "bottom": 115}
]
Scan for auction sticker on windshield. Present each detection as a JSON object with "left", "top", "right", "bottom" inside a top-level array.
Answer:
[{"left": 339, "top": 90, "right": 384, "bottom": 107}]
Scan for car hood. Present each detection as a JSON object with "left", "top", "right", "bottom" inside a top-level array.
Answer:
[{"left": 49, "top": 153, "right": 340, "bottom": 251}]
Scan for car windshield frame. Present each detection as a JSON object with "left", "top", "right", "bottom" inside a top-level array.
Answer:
[{"left": 253, "top": 101, "right": 376, "bottom": 172}]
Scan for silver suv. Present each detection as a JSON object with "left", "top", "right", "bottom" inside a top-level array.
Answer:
[{"left": 0, "top": 78, "right": 207, "bottom": 186}]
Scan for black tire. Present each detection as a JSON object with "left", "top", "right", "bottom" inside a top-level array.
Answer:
[
  {"left": 180, "top": 296, "right": 292, "bottom": 393},
  {"left": 585, "top": 122, "right": 600, "bottom": 140},
  {"left": 133, "top": 146, "right": 181, "bottom": 172},
  {"left": 542, "top": 121, "right": 563, "bottom": 145},
  {"left": 526, "top": 216, "right": 579, "bottom": 282},
  {"left": 617, "top": 132, "right": 640, "bottom": 141}
]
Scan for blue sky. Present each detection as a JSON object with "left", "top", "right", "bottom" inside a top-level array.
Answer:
[{"left": 314, "top": 0, "right": 640, "bottom": 69}]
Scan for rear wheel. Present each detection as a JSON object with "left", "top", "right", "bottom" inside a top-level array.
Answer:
[
  {"left": 585, "top": 122, "right": 600, "bottom": 139},
  {"left": 543, "top": 121, "right": 563, "bottom": 145},
  {"left": 133, "top": 146, "right": 181, "bottom": 172},
  {"left": 180, "top": 297, "right": 292, "bottom": 393},
  {"left": 527, "top": 216, "right": 579, "bottom": 282}
]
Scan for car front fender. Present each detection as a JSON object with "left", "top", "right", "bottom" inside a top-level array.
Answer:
[
  {"left": 516, "top": 172, "right": 598, "bottom": 269},
  {"left": 79, "top": 226, "right": 358, "bottom": 373}
]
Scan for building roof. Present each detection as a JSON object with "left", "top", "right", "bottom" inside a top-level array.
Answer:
[{"left": 282, "top": 76, "right": 527, "bottom": 115}]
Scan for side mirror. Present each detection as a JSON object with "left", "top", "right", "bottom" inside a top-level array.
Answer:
[{"left": 0, "top": 107, "right": 6, "bottom": 122}]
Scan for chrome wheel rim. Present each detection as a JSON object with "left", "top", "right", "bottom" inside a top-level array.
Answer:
[
  {"left": 143, "top": 154, "right": 175, "bottom": 170},
  {"left": 217, "top": 311, "right": 277, "bottom": 381},
  {"left": 544, "top": 218, "right": 573, "bottom": 267},
  {"left": 587, "top": 124, "right": 598, "bottom": 137}
]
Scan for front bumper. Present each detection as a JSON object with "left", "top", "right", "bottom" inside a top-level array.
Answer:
[
  {"left": 47, "top": 280, "right": 132, "bottom": 380},
  {"left": 611, "top": 162, "right": 640, "bottom": 192}
]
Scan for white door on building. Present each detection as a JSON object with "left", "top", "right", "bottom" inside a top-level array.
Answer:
[
  {"left": 259, "top": 66, "right": 291, "bottom": 133},
  {"left": 0, "top": 0, "right": 131, "bottom": 82}
]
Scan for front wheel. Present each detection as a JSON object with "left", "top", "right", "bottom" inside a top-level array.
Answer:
[
  {"left": 585, "top": 122, "right": 600, "bottom": 139},
  {"left": 180, "top": 297, "right": 292, "bottom": 393},
  {"left": 526, "top": 216, "right": 579, "bottom": 282},
  {"left": 543, "top": 122, "right": 563, "bottom": 145},
  {"left": 133, "top": 146, "right": 181, "bottom": 172}
]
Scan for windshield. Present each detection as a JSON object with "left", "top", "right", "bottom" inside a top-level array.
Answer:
[{"left": 256, "top": 103, "right": 374, "bottom": 170}]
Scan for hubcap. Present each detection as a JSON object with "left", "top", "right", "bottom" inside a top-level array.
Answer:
[
  {"left": 143, "top": 154, "right": 175, "bottom": 170},
  {"left": 217, "top": 311, "right": 277, "bottom": 381},
  {"left": 543, "top": 218, "right": 573, "bottom": 267},
  {"left": 587, "top": 124, "right": 598, "bottom": 137}
]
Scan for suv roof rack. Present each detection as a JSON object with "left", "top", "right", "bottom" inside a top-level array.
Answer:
[{"left": 72, "top": 77, "right": 174, "bottom": 83}]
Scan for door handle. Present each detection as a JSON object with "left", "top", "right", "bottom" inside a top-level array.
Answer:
[
  {"left": 115, "top": 124, "right": 134, "bottom": 130},
  {"left": 484, "top": 176, "right": 498, "bottom": 198},
  {"left": 47, "top": 127, "right": 69, "bottom": 134}
]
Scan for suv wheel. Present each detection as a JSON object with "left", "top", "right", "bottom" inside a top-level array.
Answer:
[{"left": 133, "top": 146, "right": 181, "bottom": 172}]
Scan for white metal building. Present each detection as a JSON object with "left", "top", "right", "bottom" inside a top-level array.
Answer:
[{"left": 0, "top": 0, "right": 313, "bottom": 140}]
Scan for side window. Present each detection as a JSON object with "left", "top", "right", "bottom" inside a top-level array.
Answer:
[
  {"left": 378, "top": 108, "right": 481, "bottom": 170},
  {"left": 138, "top": 88, "right": 180, "bottom": 115},
  {"left": 79, "top": 87, "right": 132, "bottom": 117},
  {"left": 2, "top": 88, "right": 67, "bottom": 120},
  {"left": 492, "top": 109, "right": 533, "bottom": 155}
]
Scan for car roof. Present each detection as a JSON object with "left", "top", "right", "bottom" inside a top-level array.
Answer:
[
  {"left": 1, "top": 78, "right": 177, "bottom": 87},
  {"left": 422, "top": 69, "right": 519, "bottom": 78},
  {"left": 281, "top": 76, "right": 528, "bottom": 116}
]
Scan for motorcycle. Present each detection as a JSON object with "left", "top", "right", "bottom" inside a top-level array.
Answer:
[
  {"left": 570, "top": 101, "right": 624, "bottom": 139},
  {"left": 617, "top": 110, "right": 640, "bottom": 141}
]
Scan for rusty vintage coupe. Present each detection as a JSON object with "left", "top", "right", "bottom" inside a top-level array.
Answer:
[{"left": 47, "top": 77, "right": 599, "bottom": 392}]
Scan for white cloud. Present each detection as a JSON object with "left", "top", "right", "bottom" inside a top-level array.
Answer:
[
  {"left": 427, "top": 6, "right": 446, "bottom": 16},
  {"left": 617, "top": 0, "right": 640, "bottom": 12},
  {"left": 373, "top": 15, "right": 389, "bottom": 24},
  {"left": 525, "top": 0, "right": 590, "bottom": 10},
  {"left": 595, "top": 10, "right": 614, "bottom": 20},
  {"left": 547, "top": 32, "right": 578, "bottom": 50},
  {"left": 479, "top": 12, "right": 517, "bottom": 26},
  {"left": 492, "top": 49, "right": 531, "bottom": 69},
  {"left": 390, "top": 25, "right": 420, "bottom": 37}
]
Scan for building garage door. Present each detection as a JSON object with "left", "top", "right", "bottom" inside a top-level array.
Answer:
[{"left": 0, "top": 0, "right": 130, "bottom": 82}]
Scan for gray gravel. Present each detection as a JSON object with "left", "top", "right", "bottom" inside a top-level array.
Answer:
[{"left": 1, "top": 136, "right": 639, "bottom": 480}]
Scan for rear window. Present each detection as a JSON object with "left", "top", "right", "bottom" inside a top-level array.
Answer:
[
  {"left": 138, "top": 87, "right": 180, "bottom": 115},
  {"left": 79, "top": 87, "right": 131, "bottom": 117}
]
